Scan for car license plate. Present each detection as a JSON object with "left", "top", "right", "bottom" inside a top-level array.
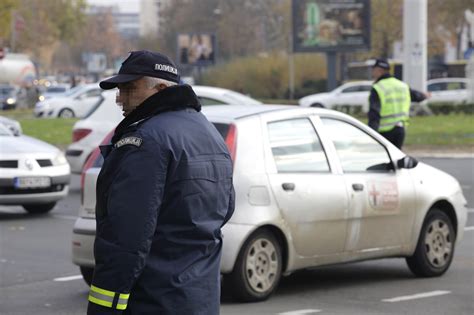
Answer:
[{"left": 14, "top": 177, "right": 51, "bottom": 189}]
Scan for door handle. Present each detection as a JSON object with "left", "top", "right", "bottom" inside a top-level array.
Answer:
[
  {"left": 282, "top": 183, "right": 295, "bottom": 191},
  {"left": 352, "top": 183, "right": 364, "bottom": 191}
]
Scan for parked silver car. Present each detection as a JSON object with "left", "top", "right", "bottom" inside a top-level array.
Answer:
[
  {"left": 0, "top": 124, "right": 70, "bottom": 213},
  {"left": 72, "top": 105, "right": 467, "bottom": 302}
]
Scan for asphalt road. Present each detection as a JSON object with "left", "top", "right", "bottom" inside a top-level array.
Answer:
[{"left": 0, "top": 157, "right": 472, "bottom": 314}]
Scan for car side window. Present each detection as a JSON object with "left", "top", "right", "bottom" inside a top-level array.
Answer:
[
  {"left": 359, "top": 85, "right": 372, "bottom": 92},
  {"left": 428, "top": 83, "right": 445, "bottom": 92},
  {"left": 446, "top": 82, "right": 465, "bottom": 90},
  {"left": 341, "top": 86, "right": 360, "bottom": 93},
  {"left": 321, "top": 118, "right": 392, "bottom": 172},
  {"left": 268, "top": 118, "right": 330, "bottom": 173},
  {"left": 198, "top": 97, "right": 224, "bottom": 105}
]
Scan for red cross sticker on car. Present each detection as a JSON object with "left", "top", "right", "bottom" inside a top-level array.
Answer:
[
  {"left": 369, "top": 183, "right": 380, "bottom": 206},
  {"left": 367, "top": 179, "right": 399, "bottom": 211}
]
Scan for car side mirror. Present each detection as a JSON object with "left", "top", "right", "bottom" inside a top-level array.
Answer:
[{"left": 397, "top": 156, "right": 418, "bottom": 169}]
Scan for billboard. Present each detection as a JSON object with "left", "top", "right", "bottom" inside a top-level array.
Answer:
[
  {"left": 177, "top": 33, "right": 216, "bottom": 66},
  {"left": 292, "top": 0, "right": 370, "bottom": 52}
]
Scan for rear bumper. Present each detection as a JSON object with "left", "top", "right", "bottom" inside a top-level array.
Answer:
[{"left": 72, "top": 217, "right": 96, "bottom": 267}]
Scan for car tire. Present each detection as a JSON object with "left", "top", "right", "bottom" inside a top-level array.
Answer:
[
  {"left": 80, "top": 266, "right": 94, "bottom": 286},
  {"left": 406, "top": 209, "right": 455, "bottom": 277},
  {"left": 22, "top": 202, "right": 56, "bottom": 214},
  {"left": 224, "top": 229, "right": 282, "bottom": 302},
  {"left": 310, "top": 103, "right": 325, "bottom": 108},
  {"left": 58, "top": 108, "right": 75, "bottom": 118}
]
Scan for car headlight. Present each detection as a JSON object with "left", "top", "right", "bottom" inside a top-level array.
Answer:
[
  {"left": 6, "top": 98, "right": 16, "bottom": 105},
  {"left": 53, "top": 152, "right": 68, "bottom": 166},
  {"left": 39, "top": 95, "right": 45, "bottom": 101}
]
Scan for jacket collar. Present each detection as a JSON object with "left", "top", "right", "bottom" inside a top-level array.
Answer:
[
  {"left": 375, "top": 73, "right": 392, "bottom": 83},
  {"left": 112, "top": 84, "right": 201, "bottom": 143}
]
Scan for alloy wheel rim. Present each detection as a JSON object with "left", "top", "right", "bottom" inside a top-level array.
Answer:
[
  {"left": 245, "top": 237, "right": 279, "bottom": 293},
  {"left": 61, "top": 110, "right": 73, "bottom": 118},
  {"left": 424, "top": 219, "right": 452, "bottom": 268}
]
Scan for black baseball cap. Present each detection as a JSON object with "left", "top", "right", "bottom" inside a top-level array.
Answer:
[
  {"left": 99, "top": 50, "right": 180, "bottom": 90},
  {"left": 372, "top": 58, "right": 390, "bottom": 70}
]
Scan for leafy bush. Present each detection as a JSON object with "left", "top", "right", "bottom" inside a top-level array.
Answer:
[
  {"left": 428, "top": 102, "right": 474, "bottom": 115},
  {"left": 201, "top": 53, "right": 328, "bottom": 99}
]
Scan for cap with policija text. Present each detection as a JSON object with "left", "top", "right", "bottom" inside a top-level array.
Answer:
[{"left": 100, "top": 50, "right": 180, "bottom": 90}]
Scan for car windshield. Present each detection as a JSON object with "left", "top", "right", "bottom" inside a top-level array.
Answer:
[
  {"left": 63, "top": 85, "right": 85, "bottom": 97},
  {"left": 46, "top": 86, "right": 68, "bottom": 93},
  {"left": 0, "top": 124, "right": 13, "bottom": 136},
  {"left": 0, "top": 86, "right": 15, "bottom": 95}
]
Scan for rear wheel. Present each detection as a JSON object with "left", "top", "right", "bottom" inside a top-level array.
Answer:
[
  {"left": 58, "top": 108, "right": 75, "bottom": 118},
  {"left": 406, "top": 209, "right": 455, "bottom": 277},
  {"left": 224, "top": 229, "right": 282, "bottom": 302},
  {"left": 80, "top": 266, "right": 94, "bottom": 286},
  {"left": 310, "top": 103, "right": 324, "bottom": 108},
  {"left": 22, "top": 202, "right": 56, "bottom": 214}
]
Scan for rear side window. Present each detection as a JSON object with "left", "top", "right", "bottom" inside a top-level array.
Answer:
[
  {"left": 212, "top": 123, "right": 229, "bottom": 139},
  {"left": 267, "top": 118, "right": 329, "bottom": 173},
  {"left": 199, "top": 97, "right": 225, "bottom": 106}
]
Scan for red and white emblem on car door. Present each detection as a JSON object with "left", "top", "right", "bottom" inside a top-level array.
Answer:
[{"left": 367, "top": 179, "right": 399, "bottom": 211}]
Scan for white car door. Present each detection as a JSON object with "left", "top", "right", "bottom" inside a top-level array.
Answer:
[
  {"left": 320, "top": 118, "right": 416, "bottom": 252},
  {"left": 333, "top": 85, "right": 371, "bottom": 112},
  {"left": 73, "top": 89, "right": 103, "bottom": 117},
  {"left": 265, "top": 117, "right": 349, "bottom": 257}
]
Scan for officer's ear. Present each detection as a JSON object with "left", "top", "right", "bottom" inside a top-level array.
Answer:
[{"left": 156, "top": 83, "right": 168, "bottom": 92}]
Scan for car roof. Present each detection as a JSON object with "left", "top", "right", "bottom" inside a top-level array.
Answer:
[
  {"left": 201, "top": 104, "right": 342, "bottom": 122},
  {"left": 427, "top": 77, "right": 467, "bottom": 83},
  {"left": 340, "top": 80, "right": 373, "bottom": 86}
]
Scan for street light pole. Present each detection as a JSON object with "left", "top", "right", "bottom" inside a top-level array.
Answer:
[{"left": 402, "top": 0, "right": 427, "bottom": 92}]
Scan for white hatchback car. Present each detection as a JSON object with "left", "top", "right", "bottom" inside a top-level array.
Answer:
[
  {"left": 72, "top": 105, "right": 467, "bottom": 302},
  {"left": 0, "top": 124, "right": 70, "bottom": 213},
  {"left": 427, "top": 77, "right": 469, "bottom": 104},
  {"left": 34, "top": 83, "right": 103, "bottom": 118},
  {"left": 66, "top": 86, "right": 262, "bottom": 173},
  {"left": 298, "top": 81, "right": 373, "bottom": 113}
]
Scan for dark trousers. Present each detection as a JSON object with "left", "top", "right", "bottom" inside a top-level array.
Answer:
[{"left": 380, "top": 126, "right": 405, "bottom": 149}]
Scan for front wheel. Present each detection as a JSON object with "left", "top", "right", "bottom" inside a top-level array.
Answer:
[
  {"left": 310, "top": 103, "right": 324, "bottom": 108},
  {"left": 22, "top": 202, "right": 56, "bottom": 214},
  {"left": 406, "top": 209, "right": 455, "bottom": 277},
  {"left": 58, "top": 108, "right": 75, "bottom": 118},
  {"left": 223, "top": 229, "right": 282, "bottom": 302}
]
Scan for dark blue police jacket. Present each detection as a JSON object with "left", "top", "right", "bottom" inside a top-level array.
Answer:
[{"left": 87, "top": 85, "right": 235, "bottom": 315}]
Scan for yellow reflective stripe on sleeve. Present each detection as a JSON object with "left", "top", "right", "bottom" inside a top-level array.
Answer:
[
  {"left": 88, "top": 295, "right": 113, "bottom": 308},
  {"left": 117, "top": 302, "right": 128, "bottom": 310},
  {"left": 90, "top": 285, "right": 115, "bottom": 297},
  {"left": 88, "top": 285, "right": 130, "bottom": 310}
]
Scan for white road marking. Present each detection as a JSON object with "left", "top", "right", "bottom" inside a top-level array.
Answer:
[
  {"left": 53, "top": 275, "right": 83, "bottom": 282},
  {"left": 382, "top": 290, "right": 451, "bottom": 302},
  {"left": 277, "top": 310, "right": 322, "bottom": 315},
  {"left": 465, "top": 226, "right": 474, "bottom": 231},
  {"left": 52, "top": 214, "right": 77, "bottom": 220}
]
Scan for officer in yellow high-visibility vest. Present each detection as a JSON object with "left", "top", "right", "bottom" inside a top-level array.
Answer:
[{"left": 369, "top": 58, "right": 427, "bottom": 149}]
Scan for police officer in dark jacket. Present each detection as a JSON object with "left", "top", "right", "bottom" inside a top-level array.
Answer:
[
  {"left": 368, "top": 58, "right": 428, "bottom": 149},
  {"left": 87, "top": 50, "right": 235, "bottom": 315}
]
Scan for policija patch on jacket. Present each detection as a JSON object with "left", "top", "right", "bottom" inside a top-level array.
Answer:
[{"left": 115, "top": 136, "right": 143, "bottom": 148}]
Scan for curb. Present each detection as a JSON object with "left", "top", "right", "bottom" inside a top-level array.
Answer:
[{"left": 406, "top": 151, "right": 474, "bottom": 159}]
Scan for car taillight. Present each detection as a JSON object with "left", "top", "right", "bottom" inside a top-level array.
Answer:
[
  {"left": 225, "top": 124, "right": 237, "bottom": 165},
  {"left": 80, "top": 129, "right": 114, "bottom": 205},
  {"left": 72, "top": 128, "right": 92, "bottom": 143},
  {"left": 80, "top": 147, "right": 100, "bottom": 205}
]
